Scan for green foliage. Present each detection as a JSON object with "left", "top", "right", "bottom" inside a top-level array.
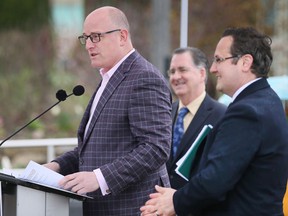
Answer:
[
  {"left": 56, "top": 113, "right": 75, "bottom": 132},
  {"left": 0, "top": 0, "right": 279, "bottom": 140},
  {"left": 27, "top": 120, "right": 45, "bottom": 131},
  {"left": 0, "top": 0, "right": 50, "bottom": 31}
]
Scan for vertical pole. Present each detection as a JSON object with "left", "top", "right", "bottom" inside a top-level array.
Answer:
[
  {"left": 151, "top": 0, "right": 171, "bottom": 74},
  {"left": 47, "top": 146, "right": 55, "bottom": 163},
  {"left": 180, "top": 0, "right": 189, "bottom": 47}
]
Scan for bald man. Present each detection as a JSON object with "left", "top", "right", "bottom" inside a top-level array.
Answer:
[{"left": 44, "top": 6, "right": 171, "bottom": 216}]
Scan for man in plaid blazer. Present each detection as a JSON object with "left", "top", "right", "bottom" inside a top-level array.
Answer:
[{"left": 44, "top": 6, "right": 171, "bottom": 216}]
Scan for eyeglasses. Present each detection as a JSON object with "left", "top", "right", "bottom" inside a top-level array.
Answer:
[
  {"left": 212, "top": 55, "right": 240, "bottom": 64},
  {"left": 78, "top": 29, "right": 121, "bottom": 45},
  {"left": 167, "top": 67, "right": 191, "bottom": 77}
]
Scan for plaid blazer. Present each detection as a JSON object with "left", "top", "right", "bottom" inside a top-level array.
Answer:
[{"left": 55, "top": 51, "right": 172, "bottom": 216}]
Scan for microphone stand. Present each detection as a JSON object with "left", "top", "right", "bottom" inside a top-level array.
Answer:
[
  {"left": 0, "top": 100, "right": 61, "bottom": 147},
  {"left": 0, "top": 85, "right": 85, "bottom": 147}
]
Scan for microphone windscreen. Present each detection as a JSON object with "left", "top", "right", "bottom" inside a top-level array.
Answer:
[
  {"left": 56, "top": 89, "right": 68, "bottom": 101},
  {"left": 73, "top": 85, "right": 85, "bottom": 96}
]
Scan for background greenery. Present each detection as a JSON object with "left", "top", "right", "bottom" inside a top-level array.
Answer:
[{"left": 0, "top": 0, "right": 282, "bottom": 141}]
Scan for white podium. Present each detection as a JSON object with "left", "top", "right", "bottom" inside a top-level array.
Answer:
[{"left": 0, "top": 173, "right": 91, "bottom": 216}]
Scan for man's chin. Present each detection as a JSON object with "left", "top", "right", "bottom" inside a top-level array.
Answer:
[
  {"left": 174, "top": 91, "right": 186, "bottom": 97},
  {"left": 91, "top": 62, "right": 100, "bottom": 68},
  {"left": 216, "top": 83, "right": 222, "bottom": 92}
]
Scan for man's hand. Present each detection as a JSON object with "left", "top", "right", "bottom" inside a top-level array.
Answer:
[
  {"left": 140, "top": 185, "right": 176, "bottom": 216},
  {"left": 59, "top": 171, "right": 99, "bottom": 195},
  {"left": 43, "top": 162, "right": 60, "bottom": 172}
]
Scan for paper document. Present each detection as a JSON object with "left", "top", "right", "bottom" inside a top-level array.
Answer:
[
  {"left": 18, "top": 160, "right": 63, "bottom": 188},
  {"left": 0, "top": 160, "right": 93, "bottom": 200},
  {"left": 175, "top": 124, "right": 213, "bottom": 181}
]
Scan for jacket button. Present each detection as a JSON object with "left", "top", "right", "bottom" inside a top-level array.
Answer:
[{"left": 79, "top": 158, "right": 84, "bottom": 165}]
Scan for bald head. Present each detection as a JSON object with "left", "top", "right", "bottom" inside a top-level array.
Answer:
[
  {"left": 87, "top": 6, "right": 130, "bottom": 33},
  {"left": 82, "top": 6, "right": 133, "bottom": 71}
]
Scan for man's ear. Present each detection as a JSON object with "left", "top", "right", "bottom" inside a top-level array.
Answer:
[
  {"left": 241, "top": 54, "right": 253, "bottom": 72},
  {"left": 119, "top": 29, "right": 128, "bottom": 45},
  {"left": 200, "top": 67, "right": 207, "bottom": 81}
]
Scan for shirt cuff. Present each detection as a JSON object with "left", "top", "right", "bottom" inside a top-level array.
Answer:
[{"left": 94, "top": 168, "right": 111, "bottom": 196}]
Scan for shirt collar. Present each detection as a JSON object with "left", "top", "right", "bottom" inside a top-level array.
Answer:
[
  {"left": 100, "top": 49, "right": 135, "bottom": 80},
  {"left": 179, "top": 91, "right": 206, "bottom": 115},
  {"left": 231, "top": 78, "right": 261, "bottom": 102}
]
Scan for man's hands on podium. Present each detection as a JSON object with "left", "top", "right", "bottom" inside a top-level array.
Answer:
[
  {"left": 59, "top": 171, "right": 99, "bottom": 195},
  {"left": 43, "top": 162, "right": 100, "bottom": 195}
]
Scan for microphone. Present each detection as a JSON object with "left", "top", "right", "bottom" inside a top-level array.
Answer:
[
  {"left": 69, "top": 85, "right": 85, "bottom": 97},
  {"left": 56, "top": 85, "right": 85, "bottom": 101},
  {"left": 56, "top": 89, "right": 68, "bottom": 101},
  {"left": 0, "top": 85, "right": 85, "bottom": 146}
]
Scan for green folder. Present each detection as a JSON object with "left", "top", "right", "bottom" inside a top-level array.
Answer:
[{"left": 175, "top": 124, "right": 213, "bottom": 181}]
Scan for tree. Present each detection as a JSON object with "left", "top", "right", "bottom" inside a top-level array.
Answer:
[{"left": 0, "top": 0, "right": 54, "bottom": 138}]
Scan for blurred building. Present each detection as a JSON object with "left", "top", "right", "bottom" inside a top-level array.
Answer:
[
  {"left": 272, "top": 0, "right": 288, "bottom": 76},
  {"left": 51, "top": 0, "right": 84, "bottom": 68}
]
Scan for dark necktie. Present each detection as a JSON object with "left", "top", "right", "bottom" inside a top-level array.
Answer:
[{"left": 172, "top": 107, "right": 189, "bottom": 157}]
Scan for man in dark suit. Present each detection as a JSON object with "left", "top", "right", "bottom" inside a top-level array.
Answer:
[
  {"left": 166, "top": 47, "right": 226, "bottom": 189},
  {"left": 44, "top": 6, "right": 171, "bottom": 216},
  {"left": 141, "top": 27, "right": 288, "bottom": 216}
]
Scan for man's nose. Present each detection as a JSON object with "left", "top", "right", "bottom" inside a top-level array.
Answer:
[
  {"left": 210, "top": 62, "right": 217, "bottom": 74},
  {"left": 85, "top": 38, "right": 94, "bottom": 50}
]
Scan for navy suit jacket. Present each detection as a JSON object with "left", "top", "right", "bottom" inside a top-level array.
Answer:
[
  {"left": 174, "top": 78, "right": 288, "bottom": 216},
  {"left": 54, "top": 51, "right": 172, "bottom": 216},
  {"left": 166, "top": 94, "right": 226, "bottom": 189}
]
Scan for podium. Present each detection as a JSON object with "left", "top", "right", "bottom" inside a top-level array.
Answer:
[{"left": 0, "top": 173, "right": 91, "bottom": 216}]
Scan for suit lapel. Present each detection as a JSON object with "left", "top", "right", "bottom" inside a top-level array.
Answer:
[
  {"left": 82, "top": 70, "right": 126, "bottom": 146},
  {"left": 172, "top": 95, "right": 213, "bottom": 162},
  {"left": 78, "top": 89, "right": 98, "bottom": 144},
  {"left": 171, "top": 102, "right": 179, "bottom": 125},
  {"left": 81, "top": 51, "right": 139, "bottom": 147},
  {"left": 168, "top": 102, "right": 179, "bottom": 165},
  {"left": 233, "top": 78, "right": 269, "bottom": 103}
]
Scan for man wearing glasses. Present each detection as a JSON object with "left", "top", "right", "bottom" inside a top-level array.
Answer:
[
  {"left": 44, "top": 6, "right": 172, "bottom": 216},
  {"left": 141, "top": 27, "right": 288, "bottom": 216}
]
